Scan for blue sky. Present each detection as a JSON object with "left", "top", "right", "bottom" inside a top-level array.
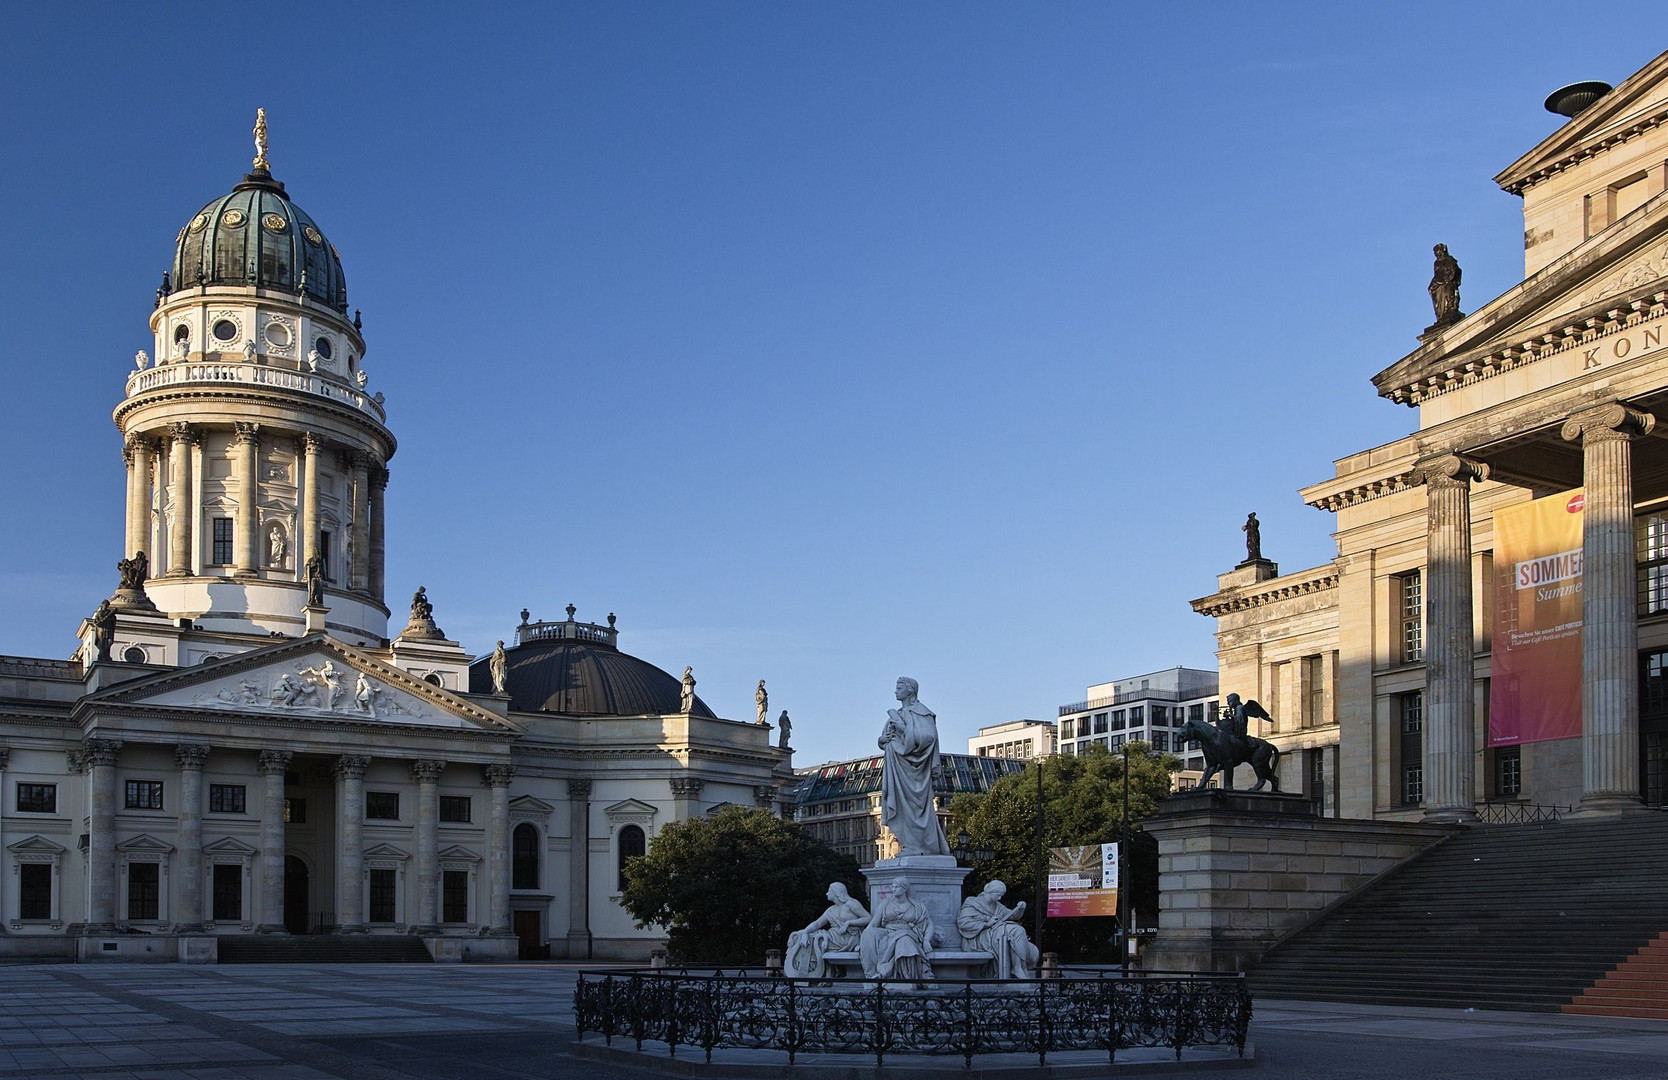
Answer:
[{"left": 0, "top": 4, "right": 1660, "bottom": 765}]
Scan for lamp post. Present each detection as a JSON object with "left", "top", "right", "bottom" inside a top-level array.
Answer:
[
  {"left": 1120, "top": 743, "right": 1131, "bottom": 976},
  {"left": 1034, "top": 759, "right": 1045, "bottom": 950}
]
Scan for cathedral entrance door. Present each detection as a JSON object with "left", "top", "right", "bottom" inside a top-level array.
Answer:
[
  {"left": 514, "top": 910, "right": 544, "bottom": 959},
  {"left": 284, "top": 857, "right": 310, "bottom": 935}
]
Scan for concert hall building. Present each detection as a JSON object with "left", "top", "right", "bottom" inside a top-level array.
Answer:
[{"left": 1191, "top": 51, "right": 1668, "bottom": 823}]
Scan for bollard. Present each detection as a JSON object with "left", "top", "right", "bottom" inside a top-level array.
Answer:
[
  {"left": 1040, "top": 952, "right": 1061, "bottom": 979},
  {"left": 650, "top": 947, "right": 668, "bottom": 970},
  {"left": 765, "top": 949, "right": 784, "bottom": 975}
]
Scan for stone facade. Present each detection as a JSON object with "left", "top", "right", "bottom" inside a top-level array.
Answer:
[{"left": 1192, "top": 51, "right": 1668, "bottom": 821}]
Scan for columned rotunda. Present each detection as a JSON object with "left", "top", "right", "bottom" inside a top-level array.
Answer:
[{"left": 0, "top": 117, "right": 792, "bottom": 962}]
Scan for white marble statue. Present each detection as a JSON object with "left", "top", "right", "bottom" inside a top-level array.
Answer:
[
  {"left": 489, "top": 641, "right": 509, "bottom": 695},
  {"left": 784, "top": 882, "right": 870, "bottom": 978},
  {"left": 243, "top": 340, "right": 257, "bottom": 363},
  {"left": 858, "top": 878, "right": 935, "bottom": 980},
  {"left": 680, "top": 666, "right": 696, "bottom": 713},
  {"left": 354, "top": 670, "right": 377, "bottom": 718},
  {"left": 134, "top": 349, "right": 150, "bottom": 370},
  {"left": 878, "top": 677, "right": 950, "bottom": 857},
  {"left": 355, "top": 368, "right": 368, "bottom": 388},
  {"left": 306, "top": 348, "right": 321, "bottom": 372},
  {"left": 756, "top": 679, "right": 768, "bottom": 725},
  {"left": 268, "top": 527, "right": 285, "bottom": 567},
  {"left": 298, "top": 659, "right": 345, "bottom": 710},
  {"left": 956, "top": 880, "right": 1038, "bottom": 979}
]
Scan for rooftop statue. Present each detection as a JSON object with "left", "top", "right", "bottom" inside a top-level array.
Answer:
[
  {"left": 489, "top": 640, "right": 509, "bottom": 695},
  {"left": 756, "top": 679, "right": 769, "bottom": 725},
  {"left": 878, "top": 677, "right": 950, "bottom": 857},
  {"left": 680, "top": 666, "right": 696, "bottom": 714},
  {"left": 784, "top": 882, "right": 870, "bottom": 978},
  {"left": 411, "top": 586, "right": 434, "bottom": 624},
  {"left": 305, "top": 553, "right": 325, "bottom": 608},
  {"left": 1242, "top": 512, "right": 1262, "bottom": 563},
  {"left": 1427, "top": 243, "right": 1463, "bottom": 330},
  {"left": 253, "top": 107, "right": 269, "bottom": 171},
  {"left": 117, "top": 551, "right": 148, "bottom": 593},
  {"left": 778, "top": 709, "right": 792, "bottom": 750},
  {"left": 90, "top": 600, "right": 115, "bottom": 663}
]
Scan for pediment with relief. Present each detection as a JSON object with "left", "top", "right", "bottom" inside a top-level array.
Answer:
[{"left": 90, "top": 637, "right": 516, "bottom": 734}]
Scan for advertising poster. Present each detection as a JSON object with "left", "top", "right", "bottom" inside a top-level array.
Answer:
[
  {"left": 1045, "top": 843, "right": 1119, "bottom": 917},
  {"left": 1489, "top": 488, "right": 1584, "bottom": 746}
]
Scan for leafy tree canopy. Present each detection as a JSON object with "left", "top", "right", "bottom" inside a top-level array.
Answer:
[
  {"left": 949, "top": 742, "right": 1178, "bottom": 959},
  {"left": 619, "top": 805, "right": 862, "bottom": 965}
]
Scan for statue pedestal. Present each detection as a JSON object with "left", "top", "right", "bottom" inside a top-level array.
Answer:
[
  {"left": 303, "top": 604, "right": 328, "bottom": 634},
  {"left": 861, "top": 856, "right": 971, "bottom": 950}
]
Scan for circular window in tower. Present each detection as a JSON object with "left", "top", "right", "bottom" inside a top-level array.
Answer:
[
  {"left": 212, "top": 319, "right": 239, "bottom": 343},
  {"left": 264, "top": 321, "right": 291, "bottom": 348},
  {"left": 261, "top": 213, "right": 288, "bottom": 233},
  {"left": 221, "top": 209, "right": 246, "bottom": 228},
  {"left": 122, "top": 645, "right": 147, "bottom": 664},
  {"left": 314, "top": 336, "right": 333, "bottom": 360}
]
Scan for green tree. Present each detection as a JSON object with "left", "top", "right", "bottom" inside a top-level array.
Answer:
[
  {"left": 619, "top": 805, "right": 863, "bottom": 965},
  {"left": 949, "top": 742, "right": 1178, "bottom": 961}
]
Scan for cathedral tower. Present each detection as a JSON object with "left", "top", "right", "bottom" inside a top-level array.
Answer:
[{"left": 114, "top": 112, "right": 392, "bottom": 645}]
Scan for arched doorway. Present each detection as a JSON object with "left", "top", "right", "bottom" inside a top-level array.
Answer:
[{"left": 284, "top": 856, "right": 310, "bottom": 935}]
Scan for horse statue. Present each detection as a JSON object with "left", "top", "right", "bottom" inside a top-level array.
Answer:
[{"left": 1176, "top": 696, "right": 1281, "bottom": 792}]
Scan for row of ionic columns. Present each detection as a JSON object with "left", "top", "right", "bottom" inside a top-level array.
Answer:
[
  {"left": 1416, "top": 399, "right": 1656, "bottom": 821},
  {"left": 79, "top": 741, "right": 516, "bottom": 934},
  {"left": 119, "top": 424, "right": 387, "bottom": 601}
]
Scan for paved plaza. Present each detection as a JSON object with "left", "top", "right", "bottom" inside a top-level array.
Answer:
[{"left": 0, "top": 963, "right": 1662, "bottom": 1079}]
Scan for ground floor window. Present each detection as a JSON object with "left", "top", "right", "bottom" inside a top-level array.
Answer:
[
  {"left": 212, "top": 864, "right": 242, "bottom": 921},
  {"left": 1493, "top": 746, "right": 1522, "bottom": 798},
  {"left": 19, "top": 863, "right": 51, "bottom": 920},
  {"left": 1399, "top": 691, "right": 1423, "bottom": 806},
  {"left": 369, "top": 868, "right": 396, "bottom": 923},
  {"left": 442, "top": 871, "right": 469, "bottom": 923},
  {"left": 127, "top": 862, "right": 159, "bottom": 921}
]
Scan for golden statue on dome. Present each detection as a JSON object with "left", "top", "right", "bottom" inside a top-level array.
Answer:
[{"left": 253, "top": 108, "right": 269, "bottom": 171}]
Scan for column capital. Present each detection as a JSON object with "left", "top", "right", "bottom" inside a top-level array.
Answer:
[
  {"left": 83, "top": 739, "right": 123, "bottom": 767},
  {"left": 371, "top": 463, "right": 390, "bottom": 488},
  {"left": 567, "top": 779, "right": 593, "bottom": 799},
  {"left": 65, "top": 748, "right": 89, "bottom": 774},
  {"left": 174, "top": 743, "right": 211, "bottom": 770},
  {"left": 233, "top": 421, "right": 261, "bottom": 445},
  {"left": 753, "top": 785, "right": 778, "bottom": 806},
  {"left": 1561, "top": 401, "right": 1656, "bottom": 444},
  {"left": 167, "top": 421, "right": 199, "bottom": 446},
  {"left": 334, "top": 754, "right": 371, "bottom": 780},
  {"left": 669, "top": 777, "right": 705, "bottom": 797},
  {"left": 410, "top": 759, "right": 447, "bottom": 782},
  {"left": 302, "top": 432, "right": 328, "bottom": 453},
  {"left": 1411, "top": 453, "right": 1489, "bottom": 489},
  {"left": 482, "top": 764, "right": 517, "bottom": 788},
  {"left": 0, "top": 747, "right": 9, "bottom": 771},
  {"left": 258, "top": 749, "right": 294, "bottom": 775}
]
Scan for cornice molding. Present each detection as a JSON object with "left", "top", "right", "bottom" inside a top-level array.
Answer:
[{"left": 1191, "top": 565, "right": 1341, "bottom": 618}]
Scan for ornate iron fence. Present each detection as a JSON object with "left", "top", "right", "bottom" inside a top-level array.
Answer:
[
  {"left": 1477, "top": 802, "right": 1570, "bottom": 825},
  {"left": 573, "top": 968, "right": 1251, "bottom": 1067}
]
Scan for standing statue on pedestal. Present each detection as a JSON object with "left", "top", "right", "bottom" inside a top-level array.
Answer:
[
  {"left": 305, "top": 552, "right": 325, "bottom": 607},
  {"left": 90, "top": 600, "right": 116, "bottom": 662},
  {"left": 957, "top": 880, "right": 1038, "bottom": 978},
  {"left": 858, "top": 879, "right": 935, "bottom": 980},
  {"left": 756, "top": 679, "right": 768, "bottom": 725},
  {"left": 878, "top": 677, "right": 950, "bottom": 857},
  {"left": 778, "top": 709, "right": 792, "bottom": 750},
  {"left": 489, "top": 641, "right": 509, "bottom": 695},
  {"left": 784, "top": 882, "right": 870, "bottom": 978},
  {"left": 1427, "top": 243, "right": 1463, "bottom": 330},
  {"left": 680, "top": 667, "right": 696, "bottom": 713},
  {"left": 1242, "top": 512, "right": 1262, "bottom": 563}
]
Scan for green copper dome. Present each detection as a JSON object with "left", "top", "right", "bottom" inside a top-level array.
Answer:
[{"left": 171, "top": 167, "right": 347, "bottom": 311}]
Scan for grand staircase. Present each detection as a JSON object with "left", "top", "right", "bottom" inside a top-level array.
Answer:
[
  {"left": 1248, "top": 815, "right": 1668, "bottom": 1013},
  {"left": 217, "top": 934, "right": 434, "bottom": 964}
]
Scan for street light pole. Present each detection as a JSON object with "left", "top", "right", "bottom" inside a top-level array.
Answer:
[
  {"left": 1033, "top": 759, "right": 1044, "bottom": 950},
  {"left": 1120, "top": 744, "right": 1130, "bottom": 977}
]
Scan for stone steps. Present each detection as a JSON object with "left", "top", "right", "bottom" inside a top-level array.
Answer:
[{"left": 216, "top": 934, "right": 433, "bottom": 963}]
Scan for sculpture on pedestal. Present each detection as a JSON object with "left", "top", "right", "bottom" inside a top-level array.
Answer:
[
  {"left": 778, "top": 709, "right": 792, "bottom": 750},
  {"left": 756, "top": 679, "right": 768, "bottom": 725},
  {"left": 858, "top": 879, "right": 935, "bottom": 980},
  {"left": 1176, "top": 693, "right": 1281, "bottom": 791},
  {"left": 784, "top": 882, "right": 870, "bottom": 978},
  {"left": 957, "top": 881, "right": 1038, "bottom": 978},
  {"left": 878, "top": 677, "right": 949, "bottom": 857},
  {"left": 1427, "top": 243, "right": 1463, "bottom": 330},
  {"left": 305, "top": 552, "right": 325, "bottom": 607},
  {"left": 117, "top": 551, "right": 148, "bottom": 592},
  {"left": 489, "top": 641, "right": 509, "bottom": 695},
  {"left": 1242, "top": 512, "right": 1262, "bottom": 563},
  {"left": 90, "top": 600, "right": 116, "bottom": 662},
  {"left": 680, "top": 667, "right": 696, "bottom": 713}
]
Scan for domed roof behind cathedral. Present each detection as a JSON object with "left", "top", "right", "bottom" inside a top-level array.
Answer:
[
  {"left": 172, "top": 166, "right": 348, "bottom": 312},
  {"left": 468, "top": 614, "right": 716, "bottom": 718}
]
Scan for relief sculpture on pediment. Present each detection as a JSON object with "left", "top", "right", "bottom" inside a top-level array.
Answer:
[{"left": 192, "top": 659, "right": 429, "bottom": 719}]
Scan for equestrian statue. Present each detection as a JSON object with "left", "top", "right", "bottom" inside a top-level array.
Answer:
[{"left": 1175, "top": 692, "right": 1281, "bottom": 792}]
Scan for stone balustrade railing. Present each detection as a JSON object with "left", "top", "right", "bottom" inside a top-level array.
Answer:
[
  {"left": 515, "top": 619, "right": 619, "bottom": 648},
  {"left": 125, "top": 361, "right": 385, "bottom": 423}
]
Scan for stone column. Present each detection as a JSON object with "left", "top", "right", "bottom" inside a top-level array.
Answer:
[
  {"left": 670, "top": 776, "right": 705, "bottom": 821},
  {"left": 166, "top": 423, "right": 197, "bottom": 577},
  {"left": 410, "top": 759, "right": 446, "bottom": 933},
  {"left": 174, "top": 744, "right": 210, "bottom": 931},
  {"left": 233, "top": 423, "right": 261, "bottom": 575},
  {"left": 124, "top": 434, "right": 155, "bottom": 564},
  {"left": 85, "top": 739, "right": 123, "bottom": 932},
  {"left": 301, "top": 434, "right": 324, "bottom": 574},
  {"left": 566, "top": 778, "right": 592, "bottom": 958},
  {"left": 0, "top": 747, "right": 9, "bottom": 927},
  {"left": 257, "top": 750, "right": 292, "bottom": 932},
  {"left": 1563, "top": 402, "right": 1657, "bottom": 813},
  {"left": 484, "top": 765, "right": 516, "bottom": 936},
  {"left": 347, "top": 452, "right": 370, "bottom": 593},
  {"left": 1413, "top": 454, "right": 1487, "bottom": 824},
  {"left": 369, "top": 465, "right": 388, "bottom": 605},
  {"left": 335, "top": 755, "right": 371, "bottom": 932}
]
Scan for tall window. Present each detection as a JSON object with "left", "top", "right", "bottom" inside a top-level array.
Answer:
[
  {"left": 618, "top": 824, "right": 646, "bottom": 892},
  {"left": 1399, "top": 571, "right": 1424, "bottom": 663},
  {"left": 442, "top": 870, "right": 469, "bottom": 923},
  {"left": 1304, "top": 655, "right": 1326, "bottom": 728},
  {"left": 1060, "top": 718, "right": 1074, "bottom": 739},
  {"left": 1129, "top": 706, "right": 1144, "bottom": 725},
  {"left": 1494, "top": 746, "right": 1522, "bottom": 798},
  {"left": 211, "top": 517, "right": 234, "bottom": 565},
  {"left": 19, "top": 864, "right": 51, "bottom": 920},
  {"left": 512, "top": 823, "right": 539, "bottom": 890},
  {"left": 1096, "top": 713, "right": 1111, "bottom": 734},
  {"left": 369, "top": 869, "right": 396, "bottom": 923},
  {"left": 127, "top": 862, "right": 159, "bottom": 921},
  {"left": 212, "top": 864, "right": 241, "bottom": 921},
  {"left": 1399, "top": 691, "right": 1424, "bottom": 806},
  {"left": 319, "top": 530, "right": 333, "bottom": 581},
  {"left": 1638, "top": 513, "right": 1668, "bottom": 616}
]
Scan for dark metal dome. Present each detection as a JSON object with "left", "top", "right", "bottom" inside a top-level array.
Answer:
[
  {"left": 171, "top": 167, "right": 348, "bottom": 311},
  {"left": 469, "top": 636, "right": 716, "bottom": 718}
]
